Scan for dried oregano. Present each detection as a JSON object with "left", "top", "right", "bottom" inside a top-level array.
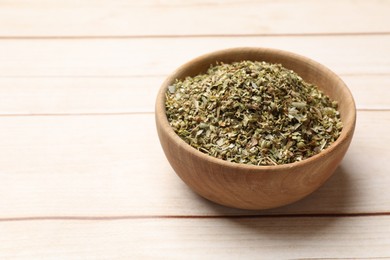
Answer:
[{"left": 165, "top": 61, "right": 343, "bottom": 166}]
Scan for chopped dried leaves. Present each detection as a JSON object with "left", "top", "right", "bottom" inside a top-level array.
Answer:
[{"left": 165, "top": 60, "right": 342, "bottom": 166}]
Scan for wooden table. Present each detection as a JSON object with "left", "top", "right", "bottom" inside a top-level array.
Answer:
[{"left": 0, "top": 1, "right": 389, "bottom": 258}]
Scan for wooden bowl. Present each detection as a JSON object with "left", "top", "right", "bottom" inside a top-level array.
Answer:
[{"left": 155, "top": 47, "right": 356, "bottom": 210}]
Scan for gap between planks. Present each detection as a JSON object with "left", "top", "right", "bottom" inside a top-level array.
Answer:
[
  {"left": 0, "top": 112, "right": 155, "bottom": 117},
  {"left": 1, "top": 212, "right": 390, "bottom": 222},
  {"left": 0, "top": 32, "right": 389, "bottom": 40}
]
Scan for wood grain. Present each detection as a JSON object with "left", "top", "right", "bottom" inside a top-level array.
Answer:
[
  {"left": 0, "top": 111, "right": 388, "bottom": 217},
  {"left": 0, "top": 0, "right": 388, "bottom": 37},
  {"left": 0, "top": 217, "right": 389, "bottom": 259},
  {"left": 0, "top": 77, "right": 162, "bottom": 115},
  {"left": 0, "top": 35, "right": 389, "bottom": 77},
  {"left": 0, "top": 74, "right": 387, "bottom": 116},
  {"left": 0, "top": 0, "right": 389, "bottom": 258}
]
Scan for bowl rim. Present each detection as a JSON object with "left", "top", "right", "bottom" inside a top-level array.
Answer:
[{"left": 156, "top": 47, "right": 356, "bottom": 171}]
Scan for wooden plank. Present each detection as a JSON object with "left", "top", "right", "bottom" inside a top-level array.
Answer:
[
  {"left": 0, "top": 0, "right": 388, "bottom": 36},
  {"left": 342, "top": 74, "right": 390, "bottom": 110},
  {"left": 0, "top": 216, "right": 389, "bottom": 259},
  {"left": 0, "top": 35, "right": 389, "bottom": 77},
  {"left": 0, "top": 111, "right": 388, "bottom": 217},
  {"left": 0, "top": 74, "right": 388, "bottom": 115},
  {"left": 0, "top": 77, "right": 162, "bottom": 115}
]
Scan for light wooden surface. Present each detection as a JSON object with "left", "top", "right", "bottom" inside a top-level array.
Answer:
[{"left": 0, "top": 1, "right": 389, "bottom": 259}]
